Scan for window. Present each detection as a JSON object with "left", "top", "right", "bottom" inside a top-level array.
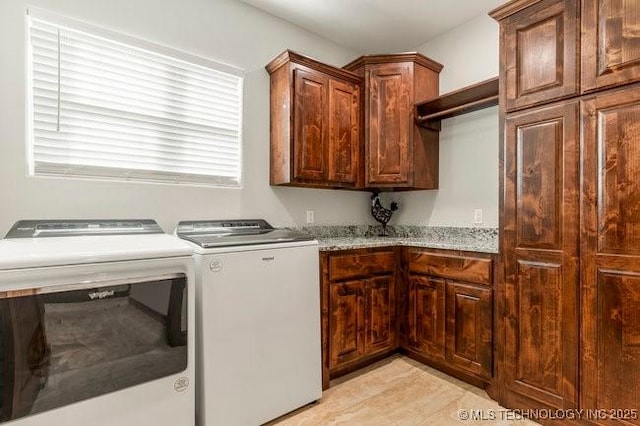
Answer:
[{"left": 27, "top": 10, "right": 243, "bottom": 186}]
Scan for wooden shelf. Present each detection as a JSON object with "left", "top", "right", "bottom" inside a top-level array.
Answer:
[{"left": 415, "top": 77, "right": 499, "bottom": 130}]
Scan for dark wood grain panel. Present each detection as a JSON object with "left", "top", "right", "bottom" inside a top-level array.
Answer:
[
  {"left": 415, "top": 77, "right": 499, "bottom": 126},
  {"left": 445, "top": 281, "right": 493, "bottom": 379},
  {"left": 329, "top": 251, "right": 395, "bottom": 281},
  {"left": 593, "top": 271, "right": 640, "bottom": 420},
  {"left": 366, "top": 64, "right": 412, "bottom": 185},
  {"left": 582, "top": 87, "right": 640, "bottom": 420},
  {"left": 328, "top": 79, "right": 360, "bottom": 185},
  {"left": 411, "top": 64, "right": 440, "bottom": 190},
  {"left": 514, "top": 261, "right": 563, "bottom": 396},
  {"left": 329, "top": 280, "right": 365, "bottom": 368},
  {"left": 517, "top": 15, "right": 563, "bottom": 95},
  {"left": 502, "top": 0, "right": 578, "bottom": 111},
  {"left": 293, "top": 68, "right": 328, "bottom": 181},
  {"left": 578, "top": 270, "right": 640, "bottom": 425},
  {"left": 503, "top": 101, "right": 579, "bottom": 410},
  {"left": 596, "top": 101, "right": 640, "bottom": 255},
  {"left": 409, "top": 251, "right": 493, "bottom": 286},
  {"left": 320, "top": 252, "right": 330, "bottom": 390},
  {"left": 365, "top": 275, "right": 396, "bottom": 353},
  {"left": 409, "top": 275, "right": 446, "bottom": 360},
  {"left": 582, "top": 0, "right": 640, "bottom": 92},
  {"left": 515, "top": 117, "right": 562, "bottom": 249},
  {"left": 268, "top": 64, "right": 292, "bottom": 185}
]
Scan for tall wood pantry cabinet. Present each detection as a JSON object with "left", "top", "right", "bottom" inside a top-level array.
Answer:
[
  {"left": 491, "top": 0, "right": 640, "bottom": 421},
  {"left": 343, "top": 54, "right": 442, "bottom": 190}
]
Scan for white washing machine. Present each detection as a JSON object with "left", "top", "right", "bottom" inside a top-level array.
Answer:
[
  {"left": 176, "top": 220, "right": 322, "bottom": 426},
  {"left": 0, "top": 220, "right": 195, "bottom": 426}
]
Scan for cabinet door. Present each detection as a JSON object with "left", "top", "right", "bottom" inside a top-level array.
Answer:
[
  {"left": 328, "top": 79, "right": 360, "bottom": 185},
  {"left": 502, "top": 0, "right": 578, "bottom": 111},
  {"left": 408, "top": 275, "right": 445, "bottom": 360},
  {"left": 582, "top": 0, "right": 640, "bottom": 92},
  {"left": 366, "top": 64, "right": 412, "bottom": 186},
  {"left": 364, "top": 275, "right": 396, "bottom": 354},
  {"left": 581, "top": 89, "right": 640, "bottom": 416},
  {"left": 503, "top": 101, "right": 579, "bottom": 409},
  {"left": 445, "top": 281, "right": 492, "bottom": 379},
  {"left": 329, "top": 280, "right": 365, "bottom": 369},
  {"left": 293, "top": 68, "right": 328, "bottom": 181}
]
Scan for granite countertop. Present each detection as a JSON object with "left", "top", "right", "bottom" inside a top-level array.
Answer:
[
  {"left": 316, "top": 236, "right": 498, "bottom": 253},
  {"left": 289, "top": 225, "right": 499, "bottom": 254}
]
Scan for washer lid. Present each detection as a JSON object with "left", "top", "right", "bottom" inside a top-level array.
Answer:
[
  {"left": 176, "top": 219, "right": 315, "bottom": 248},
  {"left": 0, "top": 220, "right": 193, "bottom": 270},
  {"left": 5, "top": 219, "right": 163, "bottom": 238}
]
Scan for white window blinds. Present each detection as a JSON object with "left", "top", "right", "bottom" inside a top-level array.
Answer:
[{"left": 28, "top": 12, "right": 243, "bottom": 186}]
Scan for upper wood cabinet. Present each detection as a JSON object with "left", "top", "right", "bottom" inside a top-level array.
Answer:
[
  {"left": 492, "top": 0, "right": 579, "bottom": 111},
  {"left": 266, "top": 50, "right": 362, "bottom": 189},
  {"left": 344, "top": 54, "right": 442, "bottom": 189},
  {"left": 581, "top": 0, "right": 640, "bottom": 93}
]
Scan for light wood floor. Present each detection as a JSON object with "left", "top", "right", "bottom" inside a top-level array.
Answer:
[{"left": 270, "top": 355, "right": 538, "bottom": 426}]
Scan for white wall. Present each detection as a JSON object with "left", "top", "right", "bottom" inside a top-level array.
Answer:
[
  {"left": 394, "top": 14, "right": 500, "bottom": 228},
  {"left": 0, "top": 0, "right": 373, "bottom": 236}
]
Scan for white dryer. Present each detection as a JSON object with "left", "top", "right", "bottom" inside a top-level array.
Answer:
[
  {"left": 0, "top": 220, "right": 195, "bottom": 426},
  {"left": 176, "top": 219, "right": 322, "bottom": 426}
]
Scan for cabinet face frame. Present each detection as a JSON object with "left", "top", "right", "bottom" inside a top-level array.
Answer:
[
  {"left": 502, "top": 0, "right": 579, "bottom": 111},
  {"left": 581, "top": 0, "right": 640, "bottom": 93}
]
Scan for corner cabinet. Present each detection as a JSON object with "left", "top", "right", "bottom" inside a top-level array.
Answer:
[
  {"left": 266, "top": 50, "right": 362, "bottom": 189},
  {"left": 320, "top": 248, "right": 398, "bottom": 388},
  {"left": 344, "top": 54, "right": 442, "bottom": 189},
  {"left": 401, "top": 249, "right": 495, "bottom": 385}
]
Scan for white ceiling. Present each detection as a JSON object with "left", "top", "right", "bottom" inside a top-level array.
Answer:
[{"left": 238, "top": 0, "right": 506, "bottom": 53}]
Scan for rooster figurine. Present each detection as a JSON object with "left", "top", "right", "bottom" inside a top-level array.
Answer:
[{"left": 370, "top": 191, "right": 399, "bottom": 236}]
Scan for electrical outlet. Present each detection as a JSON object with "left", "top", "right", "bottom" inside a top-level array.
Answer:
[
  {"left": 306, "top": 210, "right": 315, "bottom": 224},
  {"left": 473, "top": 209, "right": 483, "bottom": 225}
]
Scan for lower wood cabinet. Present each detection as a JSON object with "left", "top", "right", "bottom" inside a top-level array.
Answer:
[
  {"left": 321, "top": 248, "right": 397, "bottom": 388},
  {"left": 445, "top": 281, "right": 492, "bottom": 379},
  {"left": 407, "top": 275, "right": 446, "bottom": 360},
  {"left": 321, "top": 246, "right": 496, "bottom": 389},
  {"left": 403, "top": 248, "right": 495, "bottom": 384}
]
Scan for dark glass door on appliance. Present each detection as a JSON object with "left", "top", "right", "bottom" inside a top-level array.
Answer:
[{"left": 0, "top": 275, "right": 188, "bottom": 423}]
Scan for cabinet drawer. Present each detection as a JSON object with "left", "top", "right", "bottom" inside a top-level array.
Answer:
[
  {"left": 409, "top": 252, "right": 492, "bottom": 286},
  {"left": 329, "top": 251, "right": 395, "bottom": 281}
]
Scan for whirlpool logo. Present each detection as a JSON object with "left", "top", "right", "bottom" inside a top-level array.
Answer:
[{"left": 88, "top": 290, "right": 115, "bottom": 300}]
